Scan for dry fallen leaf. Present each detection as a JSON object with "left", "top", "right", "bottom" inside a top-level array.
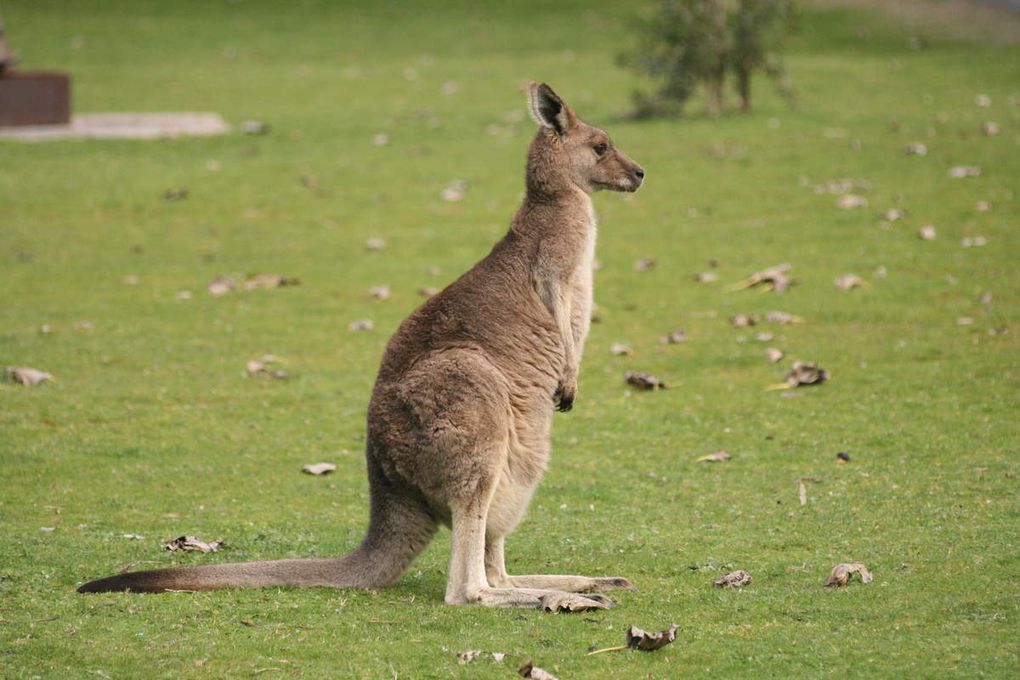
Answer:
[
  {"left": 302, "top": 463, "right": 337, "bottom": 476},
  {"left": 634, "top": 258, "right": 655, "bottom": 271},
  {"left": 766, "top": 347, "right": 785, "bottom": 363},
  {"left": 730, "top": 314, "right": 759, "bottom": 328},
  {"left": 417, "top": 286, "right": 439, "bottom": 298},
  {"left": 834, "top": 274, "right": 867, "bottom": 291},
  {"left": 768, "top": 361, "right": 829, "bottom": 391},
  {"left": 836, "top": 451, "right": 851, "bottom": 463},
  {"left": 981, "top": 121, "right": 1000, "bottom": 136},
  {"left": 518, "top": 660, "right": 558, "bottom": 680},
  {"left": 948, "top": 165, "right": 981, "bottom": 178},
  {"left": 208, "top": 276, "right": 235, "bottom": 296},
  {"left": 754, "top": 331, "right": 774, "bottom": 342},
  {"left": 961, "top": 236, "right": 987, "bottom": 248},
  {"left": 837, "top": 194, "right": 868, "bottom": 209},
  {"left": 694, "top": 271, "right": 719, "bottom": 283},
  {"left": 164, "top": 188, "right": 188, "bottom": 201},
  {"left": 240, "top": 120, "right": 268, "bottom": 135},
  {"left": 727, "top": 263, "right": 792, "bottom": 293},
  {"left": 976, "top": 200, "right": 990, "bottom": 212},
  {"left": 372, "top": 132, "right": 389, "bottom": 146},
  {"left": 369, "top": 284, "right": 391, "bottom": 300},
  {"left": 918, "top": 225, "right": 937, "bottom": 241},
  {"left": 609, "top": 343, "right": 631, "bottom": 357},
  {"left": 714, "top": 570, "right": 752, "bottom": 588},
  {"left": 798, "top": 478, "right": 808, "bottom": 505},
  {"left": 625, "top": 371, "right": 666, "bottom": 390},
  {"left": 660, "top": 329, "right": 688, "bottom": 344},
  {"left": 164, "top": 536, "right": 222, "bottom": 553},
  {"left": 365, "top": 237, "right": 386, "bottom": 251},
  {"left": 243, "top": 274, "right": 299, "bottom": 291},
  {"left": 4, "top": 366, "right": 54, "bottom": 386},
  {"left": 883, "top": 208, "right": 907, "bottom": 221},
  {"left": 457, "top": 650, "right": 481, "bottom": 665},
  {"left": 824, "top": 562, "right": 873, "bottom": 587},
  {"left": 975, "top": 93, "right": 991, "bottom": 107},
  {"left": 246, "top": 355, "right": 288, "bottom": 379},
  {"left": 440, "top": 179, "right": 468, "bottom": 202},
  {"left": 696, "top": 451, "right": 731, "bottom": 463},
  {"left": 956, "top": 317, "right": 974, "bottom": 326},
  {"left": 903, "top": 142, "right": 927, "bottom": 156},
  {"left": 627, "top": 623, "right": 679, "bottom": 651},
  {"left": 492, "top": 652, "right": 506, "bottom": 663},
  {"left": 765, "top": 310, "right": 803, "bottom": 325},
  {"left": 348, "top": 319, "right": 374, "bottom": 331}
]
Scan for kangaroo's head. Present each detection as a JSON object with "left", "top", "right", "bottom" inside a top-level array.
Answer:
[{"left": 525, "top": 82, "right": 644, "bottom": 198}]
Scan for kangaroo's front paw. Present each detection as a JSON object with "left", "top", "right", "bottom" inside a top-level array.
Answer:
[
  {"left": 540, "top": 591, "right": 613, "bottom": 612},
  {"left": 555, "top": 382, "right": 576, "bottom": 412}
]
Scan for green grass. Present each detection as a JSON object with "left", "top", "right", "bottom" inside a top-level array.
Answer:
[{"left": 1, "top": 1, "right": 1018, "bottom": 677}]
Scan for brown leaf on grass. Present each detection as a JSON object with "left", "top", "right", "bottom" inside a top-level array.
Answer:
[
  {"left": 164, "top": 536, "right": 222, "bottom": 553},
  {"left": 948, "top": 165, "right": 982, "bottom": 178},
  {"left": 961, "top": 236, "right": 987, "bottom": 248},
  {"left": 836, "top": 194, "right": 868, "bottom": 209},
  {"left": 348, "top": 319, "right": 374, "bottom": 331},
  {"left": 766, "top": 348, "right": 785, "bottom": 363},
  {"left": 903, "top": 142, "right": 927, "bottom": 156},
  {"left": 243, "top": 274, "right": 299, "bottom": 291},
  {"left": 417, "top": 286, "right": 439, "bottom": 298},
  {"left": 714, "top": 570, "right": 752, "bottom": 588},
  {"left": 299, "top": 174, "right": 319, "bottom": 189},
  {"left": 245, "top": 355, "right": 288, "bottom": 379},
  {"left": 883, "top": 208, "right": 907, "bottom": 221},
  {"left": 208, "top": 276, "right": 235, "bottom": 296},
  {"left": 518, "top": 661, "right": 559, "bottom": 680},
  {"left": 302, "top": 463, "right": 337, "bottom": 476},
  {"left": 694, "top": 271, "right": 719, "bottom": 283},
  {"left": 755, "top": 331, "right": 774, "bottom": 342},
  {"left": 626, "top": 623, "right": 679, "bottom": 651},
  {"left": 824, "top": 562, "right": 874, "bottom": 587},
  {"left": 764, "top": 310, "right": 803, "bottom": 325},
  {"left": 164, "top": 188, "right": 188, "bottom": 201},
  {"left": 365, "top": 237, "right": 386, "bottom": 251},
  {"left": 918, "top": 225, "right": 937, "bottom": 240},
  {"left": 834, "top": 274, "right": 867, "bottom": 291},
  {"left": 610, "top": 343, "right": 631, "bottom": 356},
  {"left": 696, "top": 451, "right": 731, "bottom": 463},
  {"left": 492, "top": 652, "right": 506, "bottom": 663},
  {"left": 956, "top": 317, "right": 974, "bottom": 326},
  {"left": 976, "top": 200, "right": 990, "bottom": 212},
  {"left": 457, "top": 650, "right": 481, "bottom": 665},
  {"left": 440, "top": 179, "right": 468, "bottom": 202},
  {"left": 730, "top": 314, "right": 759, "bottom": 328},
  {"left": 625, "top": 371, "right": 666, "bottom": 390},
  {"left": 773, "top": 361, "right": 829, "bottom": 390},
  {"left": 633, "top": 258, "right": 655, "bottom": 271},
  {"left": 660, "top": 329, "right": 688, "bottom": 344},
  {"left": 368, "top": 284, "right": 391, "bottom": 300},
  {"left": 241, "top": 120, "right": 268, "bottom": 135},
  {"left": 4, "top": 366, "right": 54, "bottom": 386},
  {"left": 727, "top": 263, "right": 792, "bottom": 293},
  {"left": 981, "top": 121, "right": 1000, "bottom": 136},
  {"left": 798, "top": 478, "right": 809, "bottom": 506}
]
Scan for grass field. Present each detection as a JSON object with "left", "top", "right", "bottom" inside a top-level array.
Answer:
[{"left": 2, "top": 1, "right": 1018, "bottom": 677}]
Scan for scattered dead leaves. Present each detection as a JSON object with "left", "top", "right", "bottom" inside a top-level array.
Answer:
[
  {"left": 246, "top": 355, "right": 287, "bottom": 379},
  {"left": 457, "top": 650, "right": 481, "bottom": 665},
  {"left": 634, "top": 258, "right": 655, "bottom": 272},
  {"left": 837, "top": 194, "right": 868, "bottom": 209},
  {"left": 660, "top": 329, "right": 688, "bottom": 344},
  {"left": 727, "top": 263, "right": 792, "bottom": 293},
  {"left": 518, "top": 660, "right": 559, "bottom": 680},
  {"left": 209, "top": 274, "right": 299, "bottom": 296},
  {"left": 587, "top": 623, "right": 679, "bottom": 656},
  {"left": 903, "top": 142, "right": 927, "bottom": 156},
  {"left": 163, "top": 536, "right": 222, "bottom": 553},
  {"left": 365, "top": 237, "right": 386, "bottom": 251},
  {"left": 610, "top": 343, "right": 631, "bottom": 356},
  {"left": 981, "top": 121, "right": 1000, "bottom": 136},
  {"left": 714, "top": 570, "right": 752, "bottom": 588},
  {"left": 770, "top": 361, "right": 829, "bottom": 390},
  {"left": 440, "top": 179, "right": 468, "bottom": 202},
  {"left": 766, "top": 348, "right": 785, "bottom": 363},
  {"left": 369, "top": 284, "right": 391, "bottom": 300},
  {"left": 694, "top": 271, "right": 719, "bottom": 283},
  {"left": 348, "top": 319, "right": 374, "bottom": 331},
  {"left": 834, "top": 274, "right": 867, "bottom": 291},
  {"left": 164, "top": 188, "right": 188, "bottom": 201},
  {"left": 696, "top": 451, "right": 731, "bottom": 463},
  {"left": 918, "top": 225, "right": 937, "bottom": 241},
  {"left": 824, "top": 563, "right": 873, "bottom": 587},
  {"left": 625, "top": 371, "right": 666, "bottom": 390},
  {"left": 764, "top": 310, "right": 803, "bottom": 325},
  {"left": 4, "top": 366, "right": 54, "bottom": 386},
  {"left": 948, "top": 165, "right": 982, "bottom": 178},
  {"left": 730, "top": 314, "right": 759, "bottom": 328},
  {"left": 302, "top": 463, "right": 337, "bottom": 476}
]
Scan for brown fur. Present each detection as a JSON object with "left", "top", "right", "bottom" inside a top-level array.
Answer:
[{"left": 78, "top": 83, "right": 644, "bottom": 610}]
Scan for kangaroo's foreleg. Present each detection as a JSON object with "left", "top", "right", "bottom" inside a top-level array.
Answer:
[
  {"left": 537, "top": 277, "right": 577, "bottom": 411},
  {"left": 485, "top": 535, "right": 634, "bottom": 594}
]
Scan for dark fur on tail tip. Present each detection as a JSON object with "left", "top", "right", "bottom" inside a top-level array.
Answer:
[{"left": 77, "top": 570, "right": 176, "bottom": 594}]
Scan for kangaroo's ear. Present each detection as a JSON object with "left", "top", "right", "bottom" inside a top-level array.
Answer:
[{"left": 527, "top": 82, "right": 577, "bottom": 136}]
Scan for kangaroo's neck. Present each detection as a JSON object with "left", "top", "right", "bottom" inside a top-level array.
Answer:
[{"left": 511, "top": 188, "right": 596, "bottom": 266}]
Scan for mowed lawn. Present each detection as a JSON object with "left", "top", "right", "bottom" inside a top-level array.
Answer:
[{"left": 1, "top": 1, "right": 1018, "bottom": 678}]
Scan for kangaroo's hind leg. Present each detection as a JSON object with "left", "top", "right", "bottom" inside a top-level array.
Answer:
[{"left": 484, "top": 535, "right": 635, "bottom": 594}]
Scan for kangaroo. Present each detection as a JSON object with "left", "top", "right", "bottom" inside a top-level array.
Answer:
[{"left": 78, "top": 83, "right": 645, "bottom": 611}]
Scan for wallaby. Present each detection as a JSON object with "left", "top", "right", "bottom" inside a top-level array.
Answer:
[{"left": 78, "top": 83, "right": 645, "bottom": 611}]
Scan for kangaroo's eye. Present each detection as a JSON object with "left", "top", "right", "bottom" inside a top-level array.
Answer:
[{"left": 593, "top": 142, "right": 608, "bottom": 156}]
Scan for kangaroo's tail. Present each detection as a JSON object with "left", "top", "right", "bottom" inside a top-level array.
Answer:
[{"left": 78, "top": 466, "right": 438, "bottom": 593}]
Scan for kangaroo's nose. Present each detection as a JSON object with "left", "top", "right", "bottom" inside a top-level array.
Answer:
[{"left": 635, "top": 168, "right": 645, "bottom": 179}]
